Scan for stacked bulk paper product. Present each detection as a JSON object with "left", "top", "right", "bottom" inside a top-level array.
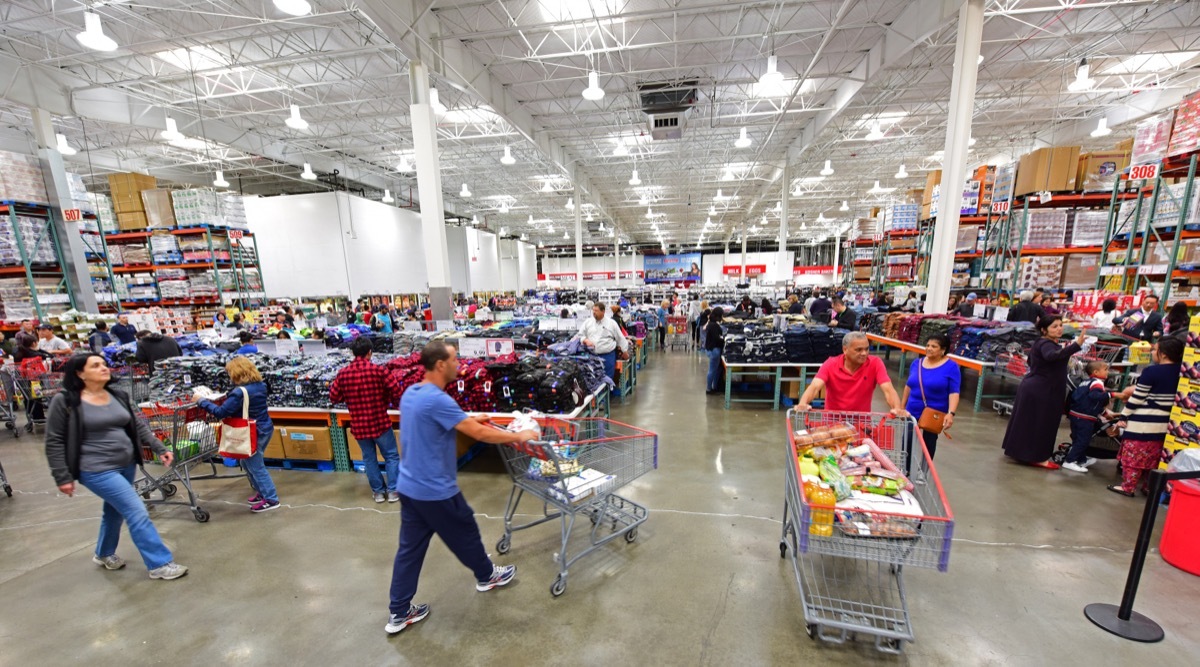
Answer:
[
  {"left": 1117, "top": 197, "right": 1152, "bottom": 236},
  {"left": 155, "top": 268, "right": 190, "bottom": 299},
  {"left": 106, "top": 244, "right": 124, "bottom": 266},
  {"left": 0, "top": 151, "right": 49, "bottom": 203},
  {"left": 149, "top": 233, "right": 182, "bottom": 264},
  {"left": 171, "top": 188, "right": 224, "bottom": 228},
  {"left": 853, "top": 248, "right": 873, "bottom": 262},
  {"left": 0, "top": 278, "right": 36, "bottom": 322},
  {"left": 121, "top": 243, "right": 151, "bottom": 265},
  {"left": 0, "top": 216, "right": 58, "bottom": 264},
  {"left": 221, "top": 193, "right": 248, "bottom": 230},
  {"left": 886, "top": 204, "right": 919, "bottom": 232},
  {"left": 65, "top": 172, "right": 92, "bottom": 214},
  {"left": 1071, "top": 210, "right": 1110, "bottom": 246},
  {"left": 114, "top": 272, "right": 157, "bottom": 300},
  {"left": 1152, "top": 182, "right": 1200, "bottom": 230},
  {"left": 1023, "top": 209, "right": 1068, "bottom": 249},
  {"left": 87, "top": 193, "right": 118, "bottom": 233},
  {"left": 123, "top": 307, "right": 192, "bottom": 336},
  {"left": 1166, "top": 315, "right": 1200, "bottom": 470},
  {"left": 188, "top": 270, "right": 218, "bottom": 298},
  {"left": 48, "top": 310, "right": 116, "bottom": 347},
  {"left": 1017, "top": 256, "right": 1064, "bottom": 290}
]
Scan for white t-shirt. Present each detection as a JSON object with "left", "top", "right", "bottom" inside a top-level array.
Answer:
[
  {"left": 40, "top": 336, "right": 71, "bottom": 352},
  {"left": 1091, "top": 310, "right": 1118, "bottom": 329}
]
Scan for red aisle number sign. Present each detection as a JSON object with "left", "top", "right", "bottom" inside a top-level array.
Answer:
[
  {"left": 990, "top": 200, "right": 1010, "bottom": 215},
  {"left": 228, "top": 229, "right": 244, "bottom": 239},
  {"left": 1129, "top": 163, "right": 1160, "bottom": 181},
  {"left": 63, "top": 208, "right": 82, "bottom": 222}
]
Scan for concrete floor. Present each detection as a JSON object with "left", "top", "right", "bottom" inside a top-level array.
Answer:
[{"left": 1, "top": 350, "right": 1198, "bottom": 665}]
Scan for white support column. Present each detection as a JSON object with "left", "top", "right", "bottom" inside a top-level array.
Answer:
[
  {"left": 574, "top": 189, "right": 584, "bottom": 287},
  {"left": 409, "top": 61, "right": 454, "bottom": 320},
  {"left": 927, "top": 0, "right": 984, "bottom": 314},
  {"left": 614, "top": 236, "right": 620, "bottom": 285},
  {"left": 778, "top": 163, "right": 791, "bottom": 283},
  {"left": 832, "top": 231, "right": 842, "bottom": 290},
  {"left": 740, "top": 226, "right": 748, "bottom": 283}
]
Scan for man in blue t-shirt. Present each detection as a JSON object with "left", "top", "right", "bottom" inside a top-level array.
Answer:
[{"left": 386, "top": 340, "right": 539, "bottom": 635}]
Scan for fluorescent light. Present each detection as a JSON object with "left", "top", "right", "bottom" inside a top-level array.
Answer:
[
  {"left": 273, "top": 0, "right": 313, "bottom": 17},
  {"left": 499, "top": 201, "right": 510, "bottom": 214},
  {"left": 563, "top": 231, "right": 569, "bottom": 240},
  {"left": 76, "top": 12, "right": 118, "bottom": 52},
  {"left": 735, "top": 127, "right": 751, "bottom": 148},
  {"left": 722, "top": 167, "right": 734, "bottom": 181},
  {"left": 155, "top": 46, "right": 229, "bottom": 72},
  {"left": 471, "top": 214, "right": 479, "bottom": 225},
  {"left": 548, "top": 223, "right": 555, "bottom": 233},
  {"left": 213, "top": 170, "right": 229, "bottom": 188},
  {"left": 756, "top": 55, "right": 792, "bottom": 98},
  {"left": 460, "top": 183, "right": 472, "bottom": 198},
  {"left": 1068, "top": 58, "right": 1094, "bottom": 92},
  {"left": 161, "top": 117, "right": 183, "bottom": 142},
  {"left": 820, "top": 160, "right": 834, "bottom": 177},
  {"left": 868, "top": 180, "right": 895, "bottom": 194},
  {"left": 708, "top": 204, "right": 717, "bottom": 215},
  {"left": 520, "top": 233, "right": 528, "bottom": 241},
  {"left": 646, "top": 207, "right": 655, "bottom": 219},
  {"left": 285, "top": 104, "right": 308, "bottom": 130},
  {"left": 55, "top": 133, "right": 77, "bottom": 156},
  {"left": 1091, "top": 117, "right": 1112, "bottom": 138},
  {"left": 714, "top": 189, "right": 725, "bottom": 201},
  {"left": 839, "top": 200, "right": 849, "bottom": 212},
  {"left": 501, "top": 145, "right": 516, "bottom": 165},
  {"left": 895, "top": 164, "right": 909, "bottom": 179},
  {"left": 629, "top": 169, "right": 641, "bottom": 186},
  {"left": 865, "top": 121, "right": 884, "bottom": 141},
  {"left": 639, "top": 195, "right": 650, "bottom": 206},
  {"left": 582, "top": 71, "right": 605, "bottom": 101},
  {"left": 300, "top": 163, "right": 317, "bottom": 180},
  {"left": 541, "top": 180, "right": 554, "bottom": 193},
  {"left": 395, "top": 156, "right": 411, "bottom": 172},
  {"left": 382, "top": 189, "right": 395, "bottom": 204}
]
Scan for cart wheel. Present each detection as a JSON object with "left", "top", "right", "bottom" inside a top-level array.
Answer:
[
  {"left": 4, "top": 485, "right": 11, "bottom": 497},
  {"left": 779, "top": 541, "right": 788, "bottom": 559},
  {"left": 192, "top": 508, "right": 210, "bottom": 523},
  {"left": 141, "top": 491, "right": 152, "bottom": 500},
  {"left": 624, "top": 528, "right": 638, "bottom": 543},
  {"left": 496, "top": 536, "right": 510, "bottom": 555},
  {"left": 883, "top": 638, "right": 903, "bottom": 653},
  {"left": 162, "top": 484, "right": 178, "bottom": 499},
  {"left": 589, "top": 511, "right": 600, "bottom": 525},
  {"left": 806, "top": 624, "right": 817, "bottom": 639},
  {"left": 550, "top": 575, "right": 566, "bottom": 597}
]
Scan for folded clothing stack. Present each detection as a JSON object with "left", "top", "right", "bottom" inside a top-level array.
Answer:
[{"left": 723, "top": 331, "right": 787, "bottom": 363}]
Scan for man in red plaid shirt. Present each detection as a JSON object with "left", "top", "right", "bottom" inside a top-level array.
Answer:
[{"left": 331, "top": 337, "right": 402, "bottom": 503}]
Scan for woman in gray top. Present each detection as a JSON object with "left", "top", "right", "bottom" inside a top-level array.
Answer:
[{"left": 44, "top": 354, "right": 188, "bottom": 580}]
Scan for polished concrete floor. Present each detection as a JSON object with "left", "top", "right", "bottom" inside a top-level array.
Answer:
[{"left": 2, "top": 350, "right": 1199, "bottom": 665}]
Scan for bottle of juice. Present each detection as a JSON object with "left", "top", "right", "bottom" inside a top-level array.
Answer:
[{"left": 806, "top": 482, "right": 835, "bottom": 537}]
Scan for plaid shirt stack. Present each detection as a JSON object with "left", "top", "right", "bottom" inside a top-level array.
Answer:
[{"left": 329, "top": 357, "right": 401, "bottom": 439}]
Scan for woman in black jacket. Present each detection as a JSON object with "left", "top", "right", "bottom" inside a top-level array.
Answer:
[
  {"left": 705, "top": 307, "right": 726, "bottom": 394},
  {"left": 44, "top": 354, "right": 188, "bottom": 580}
]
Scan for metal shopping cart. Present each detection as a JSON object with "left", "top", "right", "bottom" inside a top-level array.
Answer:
[
  {"left": 135, "top": 400, "right": 245, "bottom": 522},
  {"left": 110, "top": 363, "right": 152, "bottom": 405},
  {"left": 780, "top": 410, "right": 954, "bottom": 654},
  {"left": 665, "top": 315, "right": 692, "bottom": 352},
  {"left": 991, "top": 347, "right": 1030, "bottom": 416},
  {"left": 0, "top": 368, "right": 19, "bottom": 438},
  {"left": 6, "top": 360, "right": 63, "bottom": 433},
  {"left": 491, "top": 416, "right": 658, "bottom": 596}
]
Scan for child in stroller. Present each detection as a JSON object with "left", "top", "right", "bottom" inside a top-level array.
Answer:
[{"left": 1053, "top": 360, "right": 1121, "bottom": 469}]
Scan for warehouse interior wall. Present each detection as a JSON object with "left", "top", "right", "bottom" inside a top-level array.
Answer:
[
  {"left": 700, "top": 250, "right": 795, "bottom": 284},
  {"left": 518, "top": 243, "right": 537, "bottom": 291},
  {"left": 445, "top": 225, "right": 472, "bottom": 293}
]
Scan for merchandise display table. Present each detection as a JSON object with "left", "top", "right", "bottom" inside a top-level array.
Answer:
[
  {"left": 865, "top": 334, "right": 996, "bottom": 412},
  {"left": 721, "top": 359, "right": 822, "bottom": 411}
]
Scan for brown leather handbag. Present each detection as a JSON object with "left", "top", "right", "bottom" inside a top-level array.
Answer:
[{"left": 917, "top": 363, "right": 947, "bottom": 434}]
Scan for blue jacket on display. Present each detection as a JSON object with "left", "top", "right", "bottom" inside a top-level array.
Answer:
[{"left": 199, "top": 381, "right": 274, "bottom": 440}]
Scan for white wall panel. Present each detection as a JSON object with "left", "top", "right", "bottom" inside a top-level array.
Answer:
[
  {"left": 518, "top": 242, "right": 537, "bottom": 291},
  {"left": 445, "top": 226, "right": 471, "bottom": 293},
  {"left": 499, "top": 239, "right": 520, "bottom": 292},
  {"left": 245, "top": 193, "right": 351, "bottom": 298},
  {"left": 339, "top": 194, "right": 428, "bottom": 295},
  {"left": 466, "top": 228, "right": 501, "bottom": 289}
]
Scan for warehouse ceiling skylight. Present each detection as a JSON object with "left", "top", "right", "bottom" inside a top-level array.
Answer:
[
  {"left": 1106, "top": 51, "right": 1199, "bottom": 75},
  {"left": 155, "top": 46, "right": 231, "bottom": 72}
]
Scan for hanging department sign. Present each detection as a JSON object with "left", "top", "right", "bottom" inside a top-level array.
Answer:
[
  {"left": 723, "top": 264, "right": 766, "bottom": 276},
  {"left": 644, "top": 253, "right": 702, "bottom": 283},
  {"left": 541, "top": 271, "right": 644, "bottom": 281},
  {"left": 793, "top": 265, "right": 834, "bottom": 276}
]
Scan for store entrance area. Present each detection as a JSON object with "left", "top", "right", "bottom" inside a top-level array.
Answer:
[{"left": 1, "top": 351, "right": 1198, "bottom": 663}]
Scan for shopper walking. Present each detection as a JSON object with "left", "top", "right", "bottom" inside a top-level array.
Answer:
[
  {"left": 44, "top": 354, "right": 188, "bottom": 580},
  {"left": 695, "top": 300, "right": 711, "bottom": 348},
  {"left": 574, "top": 303, "right": 628, "bottom": 381},
  {"left": 195, "top": 357, "right": 280, "bottom": 511},
  {"left": 1000, "top": 316, "right": 1086, "bottom": 468},
  {"left": 88, "top": 321, "right": 113, "bottom": 354},
  {"left": 135, "top": 330, "right": 182, "bottom": 370},
  {"left": 386, "top": 340, "right": 537, "bottom": 634},
  {"left": 330, "top": 337, "right": 402, "bottom": 503},
  {"left": 900, "top": 333, "right": 960, "bottom": 464},
  {"left": 797, "top": 332, "right": 905, "bottom": 414},
  {"left": 1110, "top": 337, "right": 1183, "bottom": 496},
  {"left": 657, "top": 300, "right": 670, "bottom": 349},
  {"left": 704, "top": 307, "right": 725, "bottom": 394}
]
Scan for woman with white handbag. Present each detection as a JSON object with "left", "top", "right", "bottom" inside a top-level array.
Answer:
[{"left": 196, "top": 356, "right": 280, "bottom": 513}]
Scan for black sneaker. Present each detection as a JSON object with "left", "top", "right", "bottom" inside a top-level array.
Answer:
[{"left": 385, "top": 604, "right": 429, "bottom": 634}]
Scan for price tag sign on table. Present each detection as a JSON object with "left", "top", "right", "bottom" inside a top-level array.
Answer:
[
  {"left": 275, "top": 338, "right": 300, "bottom": 356},
  {"left": 973, "top": 303, "right": 987, "bottom": 318},
  {"left": 402, "top": 321, "right": 422, "bottom": 331},
  {"left": 993, "top": 306, "right": 1010, "bottom": 322},
  {"left": 435, "top": 320, "right": 456, "bottom": 332},
  {"left": 458, "top": 338, "right": 486, "bottom": 358},
  {"left": 486, "top": 339, "right": 515, "bottom": 357}
]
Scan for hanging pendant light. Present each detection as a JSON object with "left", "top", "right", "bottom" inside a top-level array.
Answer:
[
  {"left": 382, "top": 189, "right": 395, "bottom": 204},
  {"left": 55, "top": 133, "right": 77, "bottom": 156},
  {"left": 161, "top": 117, "right": 183, "bottom": 142},
  {"left": 76, "top": 12, "right": 118, "bottom": 52},
  {"left": 839, "top": 200, "right": 849, "bottom": 212},
  {"left": 565, "top": 197, "right": 574, "bottom": 210},
  {"left": 582, "top": 71, "right": 605, "bottom": 101},
  {"left": 500, "top": 146, "right": 516, "bottom": 165},
  {"left": 1091, "top": 117, "right": 1112, "bottom": 138},
  {"left": 735, "top": 127, "right": 751, "bottom": 148},
  {"left": 629, "top": 169, "right": 641, "bottom": 186},
  {"left": 395, "top": 155, "right": 411, "bottom": 172},
  {"left": 459, "top": 183, "right": 471, "bottom": 198},
  {"left": 613, "top": 138, "right": 629, "bottom": 157},
  {"left": 541, "top": 180, "right": 554, "bottom": 193},
  {"left": 756, "top": 55, "right": 787, "bottom": 98},
  {"left": 429, "top": 88, "right": 447, "bottom": 116},
  {"left": 895, "top": 164, "right": 909, "bottom": 179},
  {"left": 499, "top": 200, "right": 510, "bottom": 214},
  {"left": 865, "top": 121, "right": 884, "bottom": 141},
  {"left": 213, "top": 170, "right": 230, "bottom": 188},
  {"left": 300, "top": 163, "right": 317, "bottom": 180},
  {"left": 285, "top": 104, "right": 308, "bottom": 130},
  {"left": 1068, "top": 58, "right": 1095, "bottom": 92},
  {"left": 820, "top": 160, "right": 834, "bottom": 177}
]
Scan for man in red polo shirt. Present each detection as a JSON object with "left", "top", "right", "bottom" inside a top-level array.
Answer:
[{"left": 797, "top": 331, "right": 905, "bottom": 414}]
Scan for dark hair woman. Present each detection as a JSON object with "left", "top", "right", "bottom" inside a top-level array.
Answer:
[
  {"left": 44, "top": 354, "right": 188, "bottom": 579},
  {"left": 1000, "top": 316, "right": 1086, "bottom": 468},
  {"left": 704, "top": 307, "right": 725, "bottom": 394},
  {"left": 1163, "top": 302, "right": 1190, "bottom": 340},
  {"left": 900, "top": 333, "right": 960, "bottom": 468}
]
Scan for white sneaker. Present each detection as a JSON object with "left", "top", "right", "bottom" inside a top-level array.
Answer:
[
  {"left": 1061, "top": 461, "right": 1089, "bottom": 474},
  {"left": 92, "top": 554, "right": 126, "bottom": 570},
  {"left": 148, "top": 562, "right": 189, "bottom": 580},
  {"left": 1083, "top": 457, "right": 1098, "bottom": 467}
]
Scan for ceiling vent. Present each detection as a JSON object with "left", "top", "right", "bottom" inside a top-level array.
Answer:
[{"left": 639, "top": 81, "right": 698, "bottom": 141}]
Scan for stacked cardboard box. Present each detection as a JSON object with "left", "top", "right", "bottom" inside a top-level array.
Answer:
[
  {"left": 956, "top": 225, "right": 979, "bottom": 254},
  {"left": 1014, "top": 146, "right": 1081, "bottom": 196},
  {"left": 0, "top": 151, "right": 49, "bottom": 203},
  {"left": 141, "top": 189, "right": 176, "bottom": 229},
  {"left": 1061, "top": 255, "right": 1099, "bottom": 289},
  {"left": 887, "top": 204, "right": 919, "bottom": 232},
  {"left": 921, "top": 170, "right": 941, "bottom": 220},
  {"left": 108, "top": 172, "right": 158, "bottom": 230},
  {"left": 1077, "top": 151, "right": 1131, "bottom": 193}
]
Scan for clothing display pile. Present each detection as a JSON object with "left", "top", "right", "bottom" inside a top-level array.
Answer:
[
  {"left": 782, "top": 326, "right": 848, "bottom": 364},
  {"left": 723, "top": 330, "right": 787, "bottom": 363}
]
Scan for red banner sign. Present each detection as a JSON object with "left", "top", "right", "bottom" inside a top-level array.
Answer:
[
  {"left": 793, "top": 265, "right": 834, "bottom": 276},
  {"left": 723, "top": 264, "right": 766, "bottom": 276}
]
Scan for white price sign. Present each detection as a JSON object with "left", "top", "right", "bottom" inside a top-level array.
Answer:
[
  {"left": 486, "top": 339, "right": 515, "bottom": 357},
  {"left": 1038, "top": 191, "right": 1053, "bottom": 205},
  {"left": 1136, "top": 264, "right": 1169, "bottom": 275},
  {"left": 996, "top": 271, "right": 1012, "bottom": 279},
  {"left": 274, "top": 339, "right": 300, "bottom": 356},
  {"left": 435, "top": 320, "right": 456, "bottom": 332},
  {"left": 993, "top": 306, "right": 1010, "bottom": 322},
  {"left": 1129, "top": 162, "right": 1161, "bottom": 181},
  {"left": 458, "top": 338, "right": 487, "bottom": 358},
  {"left": 402, "top": 321, "right": 422, "bottom": 331},
  {"left": 973, "top": 303, "right": 987, "bottom": 318}
]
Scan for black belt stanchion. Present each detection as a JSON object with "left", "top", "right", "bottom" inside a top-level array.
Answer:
[{"left": 1085, "top": 468, "right": 1200, "bottom": 642}]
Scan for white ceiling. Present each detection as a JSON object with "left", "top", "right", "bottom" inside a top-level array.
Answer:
[{"left": 2, "top": 0, "right": 1199, "bottom": 253}]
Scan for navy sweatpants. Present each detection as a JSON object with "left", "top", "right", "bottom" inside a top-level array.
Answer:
[{"left": 389, "top": 492, "right": 494, "bottom": 615}]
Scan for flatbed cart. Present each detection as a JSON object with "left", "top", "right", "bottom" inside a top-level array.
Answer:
[
  {"left": 135, "top": 400, "right": 245, "bottom": 523},
  {"left": 665, "top": 315, "right": 692, "bottom": 352},
  {"left": 780, "top": 410, "right": 954, "bottom": 654},
  {"left": 491, "top": 416, "right": 658, "bottom": 596}
]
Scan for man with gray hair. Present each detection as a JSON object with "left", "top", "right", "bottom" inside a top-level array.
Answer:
[
  {"left": 797, "top": 331, "right": 906, "bottom": 414},
  {"left": 1007, "top": 290, "right": 1043, "bottom": 324}
]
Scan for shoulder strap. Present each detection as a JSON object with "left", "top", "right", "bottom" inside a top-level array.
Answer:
[
  {"left": 238, "top": 386, "right": 251, "bottom": 420},
  {"left": 918, "top": 360, "right": 928, "bottom": 406}
]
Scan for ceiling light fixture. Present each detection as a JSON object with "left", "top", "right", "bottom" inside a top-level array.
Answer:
[
  {"left": 582, "top": 71, "right": 605, "bottom": 101},
  {"left": 895, "top": 164, "right": 909, "bottom": 179},
  {"left": 548, "top": 223, "right": 555, "bottom": 233},
  {"left": 820, "top": 160, "right": 834, "bottom": 177},
  {"left": 816, "top": 212, "right": 828, "bottom": 223},
  {"left": 715, "top": 189, "right": 726, "bottom": 201},
  {"left": 520, "top": 232, "right": 528, "bottom": 241},
  {"left": 460, "top": 183, "right": 471, "bottom": 198},
  {"left": 978, "top": 54, "right": 984, "bottom": 65},
  {"left": 76, "top": 12, "right": 118, "bottom": 52},
  {"left": 285, "top": 104, "right": 308, "bottom": 130},
  {"left": 708, "top": 204, "right": 717, "bottom": 216},
  {"left": 55, "top": 133, "right": 77, "bottom": 156},
  {"left": 613, "top": 138, "right": 629, "bottom": 157},
  {"left": 541, "top": 180, "right": 553, "bottom": 193},
  {"left": 538, "top": 240, "right": 545, "bottom": 248},
  {"left": 471, "top": 214, "right": 479, "bottom": 225},
  {"left": 756, "top": 55, "right": 789, "bottom": 98},
  {"left": 500, "top": 146, "right": 516, "bottom": 165},
  {"left": 586, "top": 210, "right": 594, "bottom": 222},
  {"left": 646, "top": 207, "right": 654, "bottom": 219},
  {"left": 499, "top": 227, "right": 508, "bottom": 236},
  {"left": 1068, "top": 57, "right": 1095, "bottom": 92},
  {"left": 639, "top": 194, "right": 650, "bottom": 206},
  {"left": 629, "top": 169, "right": 641, "bottom": 186},
  {"left": 839, "top": 200, "right": 849, "bottom": 212},
  {"left": 300, "top": 163, "right": 317, "bottom": 180},
  {"left": 566, "top": 197, "right": 574, "bottom": 210},
  {"left": 563, "top": 231, "right": 569, "bottom": 240},
  {"left": 273, "top": 0, "right": 313, "bottom": 17},
  {"left": 395, "top": 156, "right": 411, "bottom": 172},
  {"left": 161, "top": 117, "right": 183, "bottom": 142},
  {"left": 213, "top": 170, "right": 229, "bottom": 188},
  {"left": 1091, "top": 117, "right": 1112, "bottom": 138},
  {"left": 867, "top": 180, "right": 896, "bottom": 194},
  {"left": 865, "top": 121, "right": 884, "bottom": 141},
  {"left": 722, "top": 167, "right": 735, "bottom": 182},
  {"left": 735, "top": 127, "right": 751, "bottom": 148},
  {"left": 382, "top": 189, "right": 394, "bottom": 204}
]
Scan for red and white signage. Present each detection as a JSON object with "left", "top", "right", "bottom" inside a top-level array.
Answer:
[
  {"left": 990, "top": 200, "right": 1010, "bottom": 215},
  {"left": 723, "top": 264, "right": 766, "bottom": 277},
  {"left": 1129, "top": 162, "right": 1161, "bottom": 181},
  {"left": 793, "top": 265, "right": 834, "bottom": 276},
  {"left": 540, "top": 271, "right": 645, "bottom": 282},
  {"left": 228, "top": 229, "right": 244, "bottom": 240},
  {"left": 63, "top": 208, "right": 82, "bottom": 222}
]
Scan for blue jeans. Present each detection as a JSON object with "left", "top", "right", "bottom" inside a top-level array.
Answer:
[
  {"left": 1067, "top": 416, "right": 1097, "bottom": 464},
  {"left": 357, "top": 428, "right": 400, "bottom": 494},
  {"left": 600, "top": 350, "right": 617, "bottom": 381},
  {"left": 78, "top": 464, "right": 174, "bottom": 570},
  {"left": 243, "top": 425, "right": 278, "bottom": 503},
  {"left": 706, "top": 348, "right": 723, "bottom": 392},
  {"left": 389, "top": 492, "right": 494, "bottom": 615}
]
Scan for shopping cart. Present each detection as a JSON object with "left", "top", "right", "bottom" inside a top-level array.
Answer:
[
  {"left": 1068, "top": 340, "right": 1128, "bottom": 388},
  {"left": 110, "top": 363, "right": 152, "bottom": 405},
  {"left": 991, "top": 347, "right": 1030, "bottom": 416},
  {"left": 665, "top": 315, "right": 692, "bottom": 352},
  {"left": 491, "top": 416, "right": 658, "bottom": 596},
  {"left": 6, "top": 360, "right": 63, "bottom": 433},
  {"left": 134, "top": 400, "right": 244, "bottom": 522},
  {"left": 0, "top": 369, "right": 19, "bottom": 438},
  {"left": 780, "top": 409, "right": 954, "bottom": 654}
]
